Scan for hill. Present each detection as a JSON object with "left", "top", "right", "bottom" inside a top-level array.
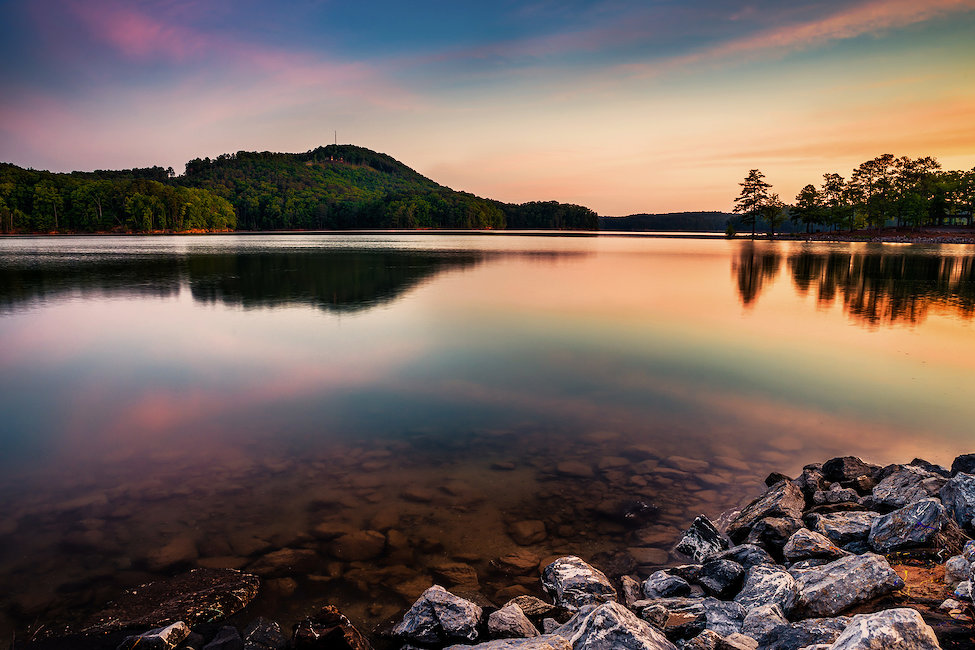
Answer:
[
  {"left": 599, "top": 211, "right": 735, "bottom": 232},
  {"left": 0, "top": 145, "right": 598, "bottom": 233}
]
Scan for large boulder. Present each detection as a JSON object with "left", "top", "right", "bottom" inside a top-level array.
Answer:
[
  {"left": 752, "top": 616, "right": 851, "bottom": 650},
  {"left": 696, "top": 559, "right": 745, "bottom": 599},
  {"left": 675, "top": 516, "right": 731, "bottom": 562},
  {"left": 828, "top": 607, "right": 941, "bottom": 649},
  {"left": 726, "top": 482, "right": 805, "bottom": 544},
  {"left": 822, "top": 456, "right": 878, "bottom": 483},
  {"left": 642, "top": 571, "right": 691, "bottom": 599},
  {"left": 701, "top": 598, "right": 746, "bottom": 638},
  {"left": 940, "top": 472, "right": 975, "bottom": 531},
  {"left": 872, "top": 465, "right": 946, "bottom": 509},
  {"left": 292, "top": 605, "right": 372, "bottom": 650},
  {"left": 867, "top": 498, "right": 953, "bottom": 553},
  {"left": 489, "top": 604, "right": 540, "bottom": 639},
  {"left": 792, "top": 553, "right": 904, "bottom": 618},
  {"left": 551, "top": 601, "right": 677, "bottom": 649},
  {"left": 782, "top": 528, "right": 848, "bottom": 564},
  {"left": 807, "top": 511, "right": 881, "bottom": 547},
  {"left": 951, "top": 454, "right": 975, "bottom": 477},
  {"left": 733, "top": 565, "right": 798, "bottom": 616},
  {"left": 392, "top": 585, "right": 483, "bottom": 645},
  {"left": 541, "top": 556, "right": 617, "bottom": 610}
]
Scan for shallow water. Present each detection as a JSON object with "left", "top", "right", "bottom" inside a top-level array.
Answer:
[{"left": 0, "top": 233, "right": 973, "bottom": 638}]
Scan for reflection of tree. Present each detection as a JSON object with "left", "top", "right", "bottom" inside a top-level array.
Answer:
[
  {"left": 732, "top": 242, "right": 782, "bottom": 306},
  {"left": 787, "top": 248, "right": 975, "bottom": 326}
]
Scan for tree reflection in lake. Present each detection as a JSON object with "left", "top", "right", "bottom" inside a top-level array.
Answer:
[{"left": 733, "top": 243, "right": 975, "bottom": 326}]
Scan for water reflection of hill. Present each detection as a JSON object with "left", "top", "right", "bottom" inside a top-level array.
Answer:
[
  {"left": 734, "top": 244, "right": 975, "bottom": 326},
  {"left": 0, "top": 250, "right": 481, "bottom": 314}
]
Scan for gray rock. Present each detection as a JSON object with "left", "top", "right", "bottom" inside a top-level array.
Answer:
[
  {"left": 807, "top": 511, "right": 881, "bottom": 546},
  {"left": 117, "top": 621, "right": 190, "bottom": 650},
  {"left": 945, "top": 555, "right": 970, "bottom": 585},
  {"left": 727, "top": 482, "right": 805, "bottom": 544},
  {"left": 702, "top": 598, "right": 745, "bottom": 638},
  {"left": 393, "top": 584, "right": 483, "bottom": 645},
  {"left": 541, "top": 556, "right": 617, "bottom": 610},
  {"left": 682, "top": 630, "right": 757, "bottom": 650},
  {"left": 965, "top": 539, "right": 975, "bottom": 562},
  {"left": 444, "top": 636, "right": 571, "bottom": 650},
  {"left": 951, "top": 453, "right": 975, "bottom": 476},
  {"left": 822, "top": 456, "right": 878, "bottom": 483},
  {"left": 782, "top": 528, "right": 848, "bottom": 564},
  {"left": 621, "top": 575, "right": 644, "bottom": 607},
  {"left": 867, "top": 498, "right": 948, "bottom": 553},
  {"left": 551, "top": 601, "right": 677, "bottom": 649},
  {"left": 542, "top": 620, "right": 560, "bottom": 634},
  {"left": 242, "top": 618, "right": 286, "bottom": 650},
  {"left": 812, "top": 488, "right": 860, "bottom": 506},
  {"left": 793, "top": 466, "right": 828, "bottom": 502},
  {"left": 828, "top": 607, "right": 941, "bottom": 649},
  {"left": 643, "top": 571, "right": 691, "bottom": 599},
  {"left": 753, "top": 617, "right": 850, "bottom": 650},
  {"left": 676, "top": 516, "right": 731, "bottom": 562},
  {"left": 489, "top": 604, "right": 540, "bottom": 639},
  {"left": 740, "top": 604, "right": 787, "bottom": 641},
  {"left": 940, "top": 472, "right": 975, "bottom": 531},
  {"left": 743, "top": 517, "right": 802, "bottom": 559},
  {"left": 712, "top": 545, "right": 774, "bottom": 571},
  {"left": 696, "top": 560, "right": 744, "bottom": 599},
  {"left": 793, "top": 553, "right": 904, "bottom": 618},
  {"left": 733, "top": 565, "right": 798, "bottom": 616},
  {"left": 202, "top": 626, "right": 243, "bottom": 650},
  {"left": 872, "top": 465, "right": 946, "bottom": 509},
  {"left": 953, "top": 580, "right": 971, "bottom": 601}
]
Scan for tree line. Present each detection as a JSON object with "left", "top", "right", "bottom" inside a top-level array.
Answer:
[{"left": 733, "top": 155, "right": 975, "bottom": 237}]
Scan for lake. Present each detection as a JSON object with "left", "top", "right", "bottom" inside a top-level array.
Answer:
[{"left": 1, "top": 233, "right": 973, "bottom": 638}]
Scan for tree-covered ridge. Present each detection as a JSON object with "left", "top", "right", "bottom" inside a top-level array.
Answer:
[{"left": 0, "top": 144, "right": 597, "bottom": 233}]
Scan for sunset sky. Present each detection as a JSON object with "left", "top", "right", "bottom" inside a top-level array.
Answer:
[{"left": 1, "top": 0, "right": 974, "bottom": 215}]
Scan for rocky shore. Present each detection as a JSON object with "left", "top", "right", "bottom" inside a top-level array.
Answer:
[{"left": 19, "top": 453, "right": 975, "bottom": 650}]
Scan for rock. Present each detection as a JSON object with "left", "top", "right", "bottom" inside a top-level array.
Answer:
[
  {"left": 712, "top": 545, "right": 774, "bottom": 571},
  {"left": 733, "top": 565, "right": 798, "bottom": 616},
  {"left": 940, "top": 472, "right": 975, "bottom": 531},
  {"left": 243, "top": 618, "right": 287, "bottom": 650},
  {"left": 953, "top": 580, "right": 971, "bottom": 600},
  {"left": 393, "top": 585, "right": 483, "bottom": 645},
  {"left": 668, "top": 456, "right": 710, "bottom": 473},
  {"left": 743, "top": 517, "right": 802, "bottom": 559},
  {"left": 675, "top": 516, "right": 730, "bottom": 562},
  {"left": 541, "top": 556, "right": 617, "bottom": 610},
  {"left": 489, "top": 604, "right": 540, "bottom": 639},
  {"left": 445, "top": 636, "right": 571, "bottom": 650},
  {"left": 83, "top": 569, "right": 260, "bottom": 632},
  {"left": 726, "top": 482, "right": 805, "bottom": 544},
  {"left": 702, "top": 598, "right": 746, "bottom": 637},
  {"left": 695, "top": 560, "right": 745, "bottom": 600},
  {"left": 828, "top": 607, "right": 941, "bottom": 649},
  {"left": 740, "top": 603, "right": 787, "bottom": 641},
  {"left": 329, "top": 531, "right": 386, "bottom": 562},
  {"left": 598, "top": 499, "right": 659, "bottom": 528},
  {"left": 639, "top": 604, "right": 670, "bottom": 629},
  {"left": 633, "top": 596, "right": 706, "bottom": 638},
  {"left": 765, "top": 472, "right": 792, "bottom": 487},
  {"left": 945, "top": 555, "right": 971, "bottom": 585},
  {"left": 509, "top": 520, "right": 547, "bottom": 545},
  {"left": 556, "top": 461, "right": 594, "bottom": 478},
  {"left": 872, "top": 465, "right": 946, "bottom": 509},
  {"left": 628, "top": 547, "right": 670, "bottom": 566},
  {"left": 494, "top": 550, "right": 540, "bottom": 575},
  {"left": 681, "top": 630, "right": 753, "bottom": 650},
  {"left": 621, "top": 575, "right": 644, "bottom": 608},
  {"left": 822, "top": 456, "right": 878, "bottom": 483},
  {"left": 753, "top": 616, "right": 850, "bottom": 650},
  {"left": 504, "top": 595, "right": 565, "bottom": 621},
  {"left": 782, "top": 528, "right": 848, "bottom": 564},
  {"left": 292, "top": 605, "right": 372, "bottom": 650},
  {"left": 867, "top": 498, "right": 950, "bottom": 553},
  {"left": 812, "top": 488, "right": 860, "bottom": 506},
  {"left": 807, "top": 511, "right": 881, "bottom": 546},
  {"left": 147, "top": 536, "right": 199, "bottom": 572},
  {"left": 965, "top": 539, "right": 975, "bottom": 562},
  {"left": 642, "top": 571, "right": 691, "bottom": 599},
  {"left": 432, "top": 562, "right": 479, "bottom": 587},
  {"left": 792, "top": 553, "right": 904, "bottom": 618},
  {"left": 401, "top": 487, "right": 437, "bottom": 502},
  {"left": 202, "top": 626, "right": 243, "bottom": 650},
  {"left": 551, "top": 601, "right": 677, "bottom": 649},
  {"left": 117, "top": 621, "right": 191, "bottom": 650},
  {"left": 793, "top": 466, "right": 828, "bottom": 502},
  {"left": 951, "top": 454, "right": 975, "bottom": 476}
]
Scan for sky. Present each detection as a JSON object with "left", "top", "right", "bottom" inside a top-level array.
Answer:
[{"left": 1, "top": 0, "right": 974, "bottom": 215}]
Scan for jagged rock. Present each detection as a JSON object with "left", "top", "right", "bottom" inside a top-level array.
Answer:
[
  {"left": 504, "top": 595, "right": 565, "bottom": 622},
  {"left": 793, "top": 466, "right": 828, "bottom": 502},
  {"left": 702, "top": 598, "right": 745, "bottom": 637},
  {"left": 551, "top": 601, "right": 677, "bottom": 649},
  {"left": 733, "top": 565, "right": 798, "bottom": 616},
  {"left": 250, "top": 548, "right": 320, "bottom": 576},
  {"left": 812, "top": 488, "right": 860, "bottom": 506},
  {"left": 639, "top": 604, "right": 670, "bottom": 629},
  {"left": 782, "top": 528, "right": 848, "bottom": 564},
  {"left": 828, "top": 607, "right": 941, "bottom": 649},
  {"left": 243, "top": 618, "right": 287, "bottom": 650},
  {"left": 945, "top": 555, "right": 970, "bottom": 585},
  {"left": 743, "top": 517, "right": 802, "bottom": 559},
  {"left": 675, "top": 516, "right": 730, "bottom": 562},
  {"left": 965, "top": 540, "right": 975, "bottom": 562},
  {"left": 696, "top": 559, "right": 745, "bottom": 599},
  {"left": 489, "top": 604, "right": 540, "bottom": 639},
  {"left": 393, "top": 585, "right": 483, "bottom": 645},
  {"left": 940, "top": 472, "right": 975, "bottom": 531},
  {"left": 83, "top": 569, "right": 260, "bottom": 632},
  {"left": 682, "top": 629, "right": 757, "bottom": 650},
  {"left": 822, "top": 456, "right": 878, "bottom": 483},
  {"left": 182, "top": 631, "right": 205, "bottom": 650},
  {"left": 632, "top": 597, "right": 706, "bottom": 637},
  {"left": 202, "top": 626, "right": 243, "bottom": 650},
  {"left": 117, "top": 621, "right": 190, "bottom": 650},
  {"left": 807, "top": 511, "right": 881, "bottom": 546},
  {"left": 752, "top": 616, "right": 850, "bottom": 650},
  {"left": 951, "top": 454, "right": 975, "bottom": 477},
  {"left": 541, "top": 556, "right": 617, "bottom": 610},
  {"left": 726, "top": 482, "right": 805, "bottom": 544},
  {"left": 621, "top": 575, "right": 644, "bottom": 607},
  {"left": 444, "top": 636, "right": 571, "bottom": 650},
  {"left": 792, "top": 553, "right": 904, "bottom": 618},
  {"left": 740, "top": 604, "right": 787, "bottom": 641},
  {"left": 292, "top": 605, "right": 372, "bottom": 649},
  {"left": 542, "top": 620, "right": 560, "bottom": 634},
  {"left": 712, "top": 545, "right": 774, "bottom": 571},
  {"left": 642, "top": 571, "right": 691, "bottom": 598},
  {"left": 872, "top": 465, "right": 946, "bottom": 509},
  {"left": 868, "top": 498, "right": 950, "bottom": 553},
  {"left": 765, "top": 473, "right": 791, "bottom": 487},
  {"left": 910, "top": 458, "right": 950, "bottom": 477},
  {"left": 953, "top": 580, "right": 971, "bottom": 601}
]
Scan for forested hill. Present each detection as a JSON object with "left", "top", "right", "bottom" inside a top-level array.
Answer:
[
  {"left": 600, "top": 211, "right": 737, "bottom": 231},
  {"left": 0, "top": 145, "right": 598, "bottom": 233}
]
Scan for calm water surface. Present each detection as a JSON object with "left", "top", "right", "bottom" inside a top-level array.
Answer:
[{"left": 1, "top": 233, "right": 974, "bottom": 638}]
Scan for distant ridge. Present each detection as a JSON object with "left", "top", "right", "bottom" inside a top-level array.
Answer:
[{"left": 599, "top": 211, "right": 736, "bottom": 232}]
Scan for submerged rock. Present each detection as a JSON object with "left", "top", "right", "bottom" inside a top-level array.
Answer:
[
  {"left": 202, "top": 626, "right": 243, "bottom": 650},
  {"left": 793, "top": 553, "right": 904, "bottom": 618},
  {"left": 828, "top": 608, "right": 941, "bottom": 649},
  {"left": 552, "top": 601, "right": 677, "bottom": 649},
  {"left": 675, "top": 516, "right": 730, "bottom": 563},
  {"left": 292, "top": 605, "right": 372, "bottom": 650},
  {"left": 393, "top": 585, "right": 483, "bottom": 645},
  {"left": 541, "top": 556, "right": 617, "bottom": 610}
]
